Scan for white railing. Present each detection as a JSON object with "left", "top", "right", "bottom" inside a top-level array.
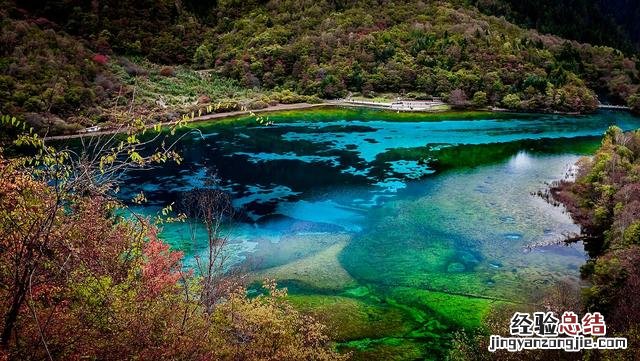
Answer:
[{"left": 335, "top": 99, "right": 446, "bottom": 110}]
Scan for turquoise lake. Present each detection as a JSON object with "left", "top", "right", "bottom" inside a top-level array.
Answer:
[{"left": 113, "top": 107, "right": 640, "bottom": 360}]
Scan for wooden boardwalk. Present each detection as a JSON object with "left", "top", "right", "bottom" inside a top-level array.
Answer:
[
  {"left": 331, "top": 98, "right": 447, "bottom": 111},
  {"left": 598, "top": 104, "right": 631, "bottom": 110}
]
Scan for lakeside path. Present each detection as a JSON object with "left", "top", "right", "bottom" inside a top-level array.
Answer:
[
  {"left": 44, "top": 99, "right": 455, "bottom": 141},
  {"left": 327, "top": 98, "right": 448, "bottom": 111},
  {"left": 44, "top": 102, "right": 328, "bottom": 141}
]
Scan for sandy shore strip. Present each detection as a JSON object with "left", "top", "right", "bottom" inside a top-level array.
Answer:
[{"left": 44, "top": 102, "right": 328, "bottom": 140}]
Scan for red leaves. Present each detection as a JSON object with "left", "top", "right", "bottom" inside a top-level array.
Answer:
[
  {"left": 0, "top": 157, "right": 342, "bottom": 360},
  {"left": 141, "top": 238, "right": 183, "bottom": 299},
  {"left": 92, "top": 54, "right": 109, "bottom": 65}
]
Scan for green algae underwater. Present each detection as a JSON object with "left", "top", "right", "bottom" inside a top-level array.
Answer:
[{"left": 110, "top": 107, "right": 640, "bottom": 360}]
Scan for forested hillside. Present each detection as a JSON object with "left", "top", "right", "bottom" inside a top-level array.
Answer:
[
  {"left": 2, "top": 0, "right": 640, "bottom": 134},
  {"left": 472, "top": 0, "right": 640, "bottom": 54},
  {"left": 548, "top": 127, "right": 640, "bottom": 360},
  {"left": 194, "top": 1, "right": 638, "bottom": 108}
]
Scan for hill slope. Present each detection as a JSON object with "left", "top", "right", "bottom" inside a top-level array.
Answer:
[
  {"left": 472, "top": 0, "right": 640, "bottom": 54},
  {"left": 196, "top": 1, "right": 638, "bottom": 110},
  {"left": 2, "top": 0, "right": 640, "bottom": 134}
]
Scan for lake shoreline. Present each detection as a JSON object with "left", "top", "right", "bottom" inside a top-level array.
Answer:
[
  {"left": 45, "top": 102, "right": 327, "bottom": 140},
  {"left": 44, "top": 100, "right": 631, "bottom": 141}
]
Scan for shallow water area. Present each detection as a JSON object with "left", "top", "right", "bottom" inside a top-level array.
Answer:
[{"left": 113, "top": 108, "right": 640, "bottom": 359}]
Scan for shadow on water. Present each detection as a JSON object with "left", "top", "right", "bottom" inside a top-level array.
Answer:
[{"left": 58, "top": 108, "right": 640, "bottom": 360}]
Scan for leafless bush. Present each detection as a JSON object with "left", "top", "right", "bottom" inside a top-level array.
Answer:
[{"left": 179, "top": 186, "right": 240, "bottom": 312}]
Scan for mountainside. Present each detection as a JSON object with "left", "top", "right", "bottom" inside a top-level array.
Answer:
[
  {"left": 601, "top": 0, "right": 640, "bottom": 51},
  {"left": 196, "top": 0, "right": 638, "bottom": 107},
  {"left": 472, "top": 0, "right": 640, "bottom": 54},
  {"left": 2, "top": 0, "right": 640, "bottom": 134}
]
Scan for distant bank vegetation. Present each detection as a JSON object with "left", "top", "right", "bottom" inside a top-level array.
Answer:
[{"left": 1, "top": 0, "right": 640, "bottom": 135}]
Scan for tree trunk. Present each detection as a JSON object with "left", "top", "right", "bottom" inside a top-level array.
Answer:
[{"left": 1, "top": 287, "right": 25, "bottom": 345}]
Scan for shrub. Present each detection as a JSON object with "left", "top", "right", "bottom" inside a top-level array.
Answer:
[
  {"left": 193, "top": 43, "right": 214, "bottom": 68},
  {"left": 471, "top": 91, "right": 488, "bottom": 107},
  {"left": 623, "top": 222, "right": 640, "bottom": 245},
  {"left": 23, "top": 96, "right": 45, "bottom": 112},
  {"left": 502, "top": 93, "right": 521, "bottom": 109},
  {"left": 449, "top": 88, "right": 469, "bottom": 109},
  {"left": 629, "top": 92, "right": 640, "bottom": 114},
  {"left": 197, "top": 95, "right": 211, "bottom": 104},
  {"left": 248, "top": 100, "right": 269, "bottom": 110},
  {"left": 159, "top": 66, "right": 175, "bottom": 77},
  {"left": 92, "top": 54, "right": 109, "bottom": 65},
  {"left": 94, "top": 73, "right": 116, "bottom": 92},
  {"left": 119, "top": 58, "right": 147, "bottom": 77}
]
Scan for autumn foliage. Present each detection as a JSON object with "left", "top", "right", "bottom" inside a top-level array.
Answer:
[
  {"left": 0, "top": 155, "right": 345, "bottom": 360},
  {"left": 549, "top": 127, "right": 640, "bottom": 359}
]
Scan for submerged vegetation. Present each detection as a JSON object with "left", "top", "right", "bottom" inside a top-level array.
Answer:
[
  {"left": 111, "top": 107, "right": 640, "bottom": 360},
  {"left": 2, "top": 105, "right": 640, "bottom": 359},
  {"left": 449, "top": 126, "right": 640, "bottom": 360}
]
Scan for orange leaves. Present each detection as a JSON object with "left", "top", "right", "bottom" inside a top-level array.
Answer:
[
  {"left": 140, "top": 239, "right": 183, "bottom": 299},
  {"left": 0, "top": 154, "right": 343, "bottom": 360}
]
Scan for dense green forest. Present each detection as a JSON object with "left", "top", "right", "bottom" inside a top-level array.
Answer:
[
  {"left": 2, "top": 0, "right": 640, "bottom": 134},
  {"left": 195, "top": 0, "right": 635, "bottom": 106},
  {"left": 472, "top": 0, "right": 640, "bottom": 55}
]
